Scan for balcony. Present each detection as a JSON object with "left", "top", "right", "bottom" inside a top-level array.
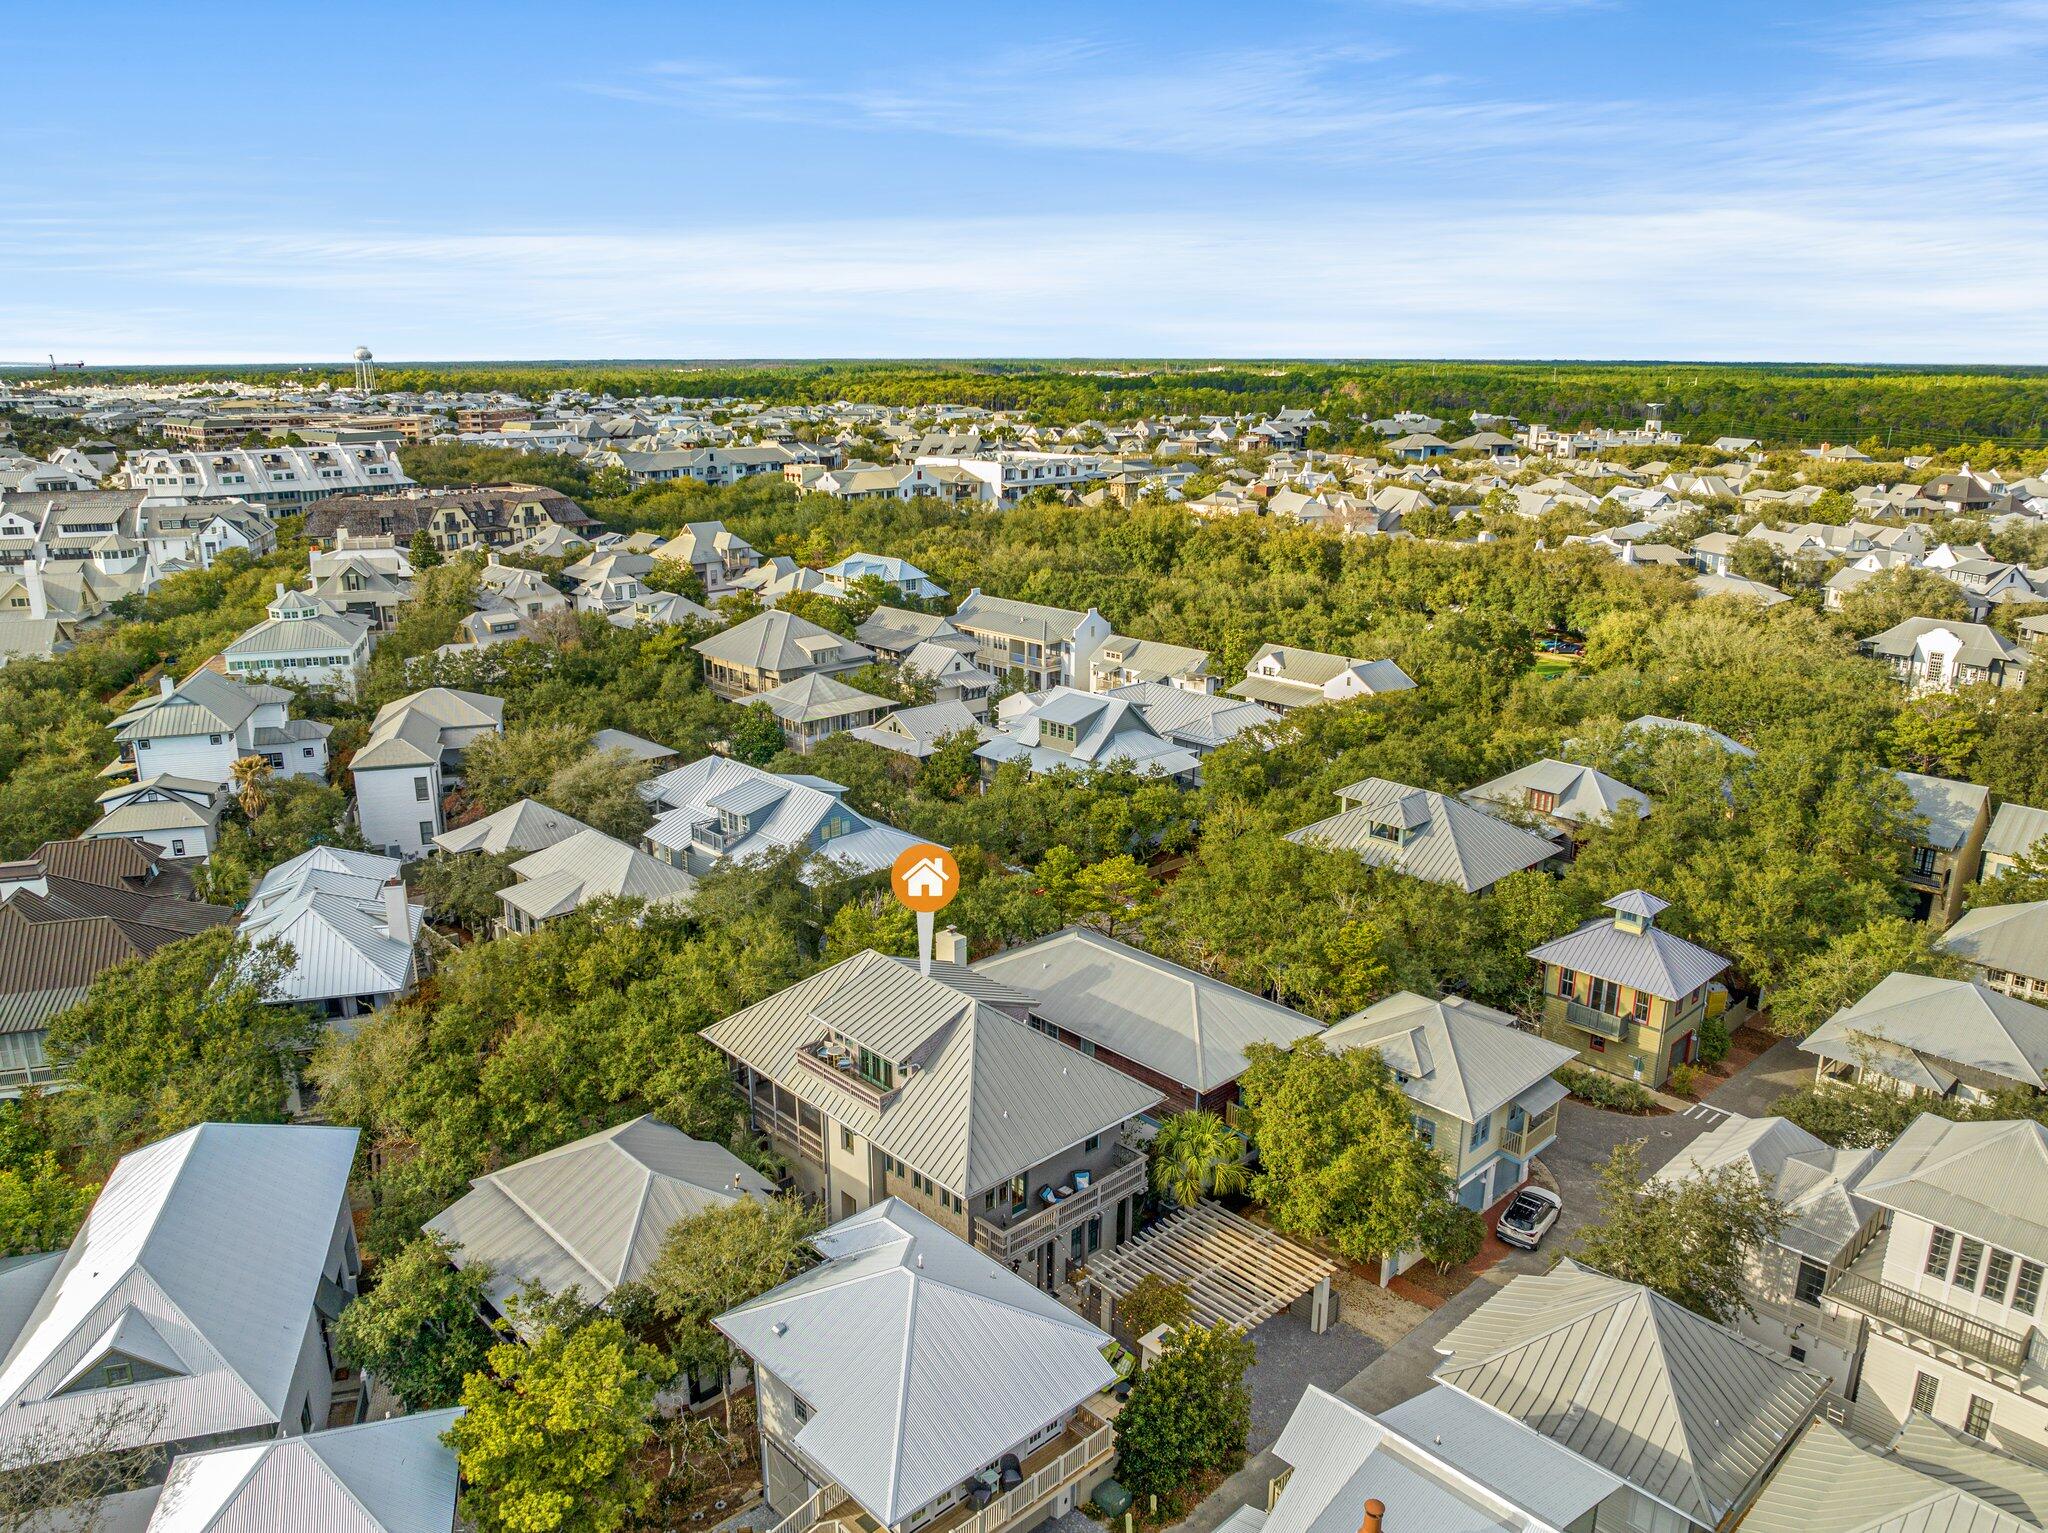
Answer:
[
  {"left": 1829, "top": 1266, "right": 2033, "bottom": 1376},
  {"left": 1562, "top": 999, "right": 1630, "bottom": 1041},
  {"left": 1506, "top": 1104, "right": 1561, "bottom": 1161},
  {"left": 794, "top": 1037, "right": 894, "bottom": 1108},
  {"left": 972, "top": 1147, "right": 1148, "bottom": 1267}
]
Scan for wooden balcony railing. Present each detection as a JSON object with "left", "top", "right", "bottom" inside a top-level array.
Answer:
[
  {"left": 1829, "top": 1269, "right": 2033, "bottom": 1375},
  {"left": 971, "top": 1152, "right": 1148, "bottom": 1266}
]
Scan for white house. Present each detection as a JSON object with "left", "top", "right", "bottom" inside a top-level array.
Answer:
[
  {"left": 820, "top": 552, "right": 948, "bottom": 600},
  {"left": 221, "top": 584, "right": 375, "bottom": 694},
  {"left": 83, "top": 774, "right": 224, "bottom": 861},
  {"left": 110, "top": 670, "right": 331, "bottom": 787},
  {"left": 351, "top": 688, "right": 505, "bottom": 858},
  {"left": 1227, "top": 644, "right": 1416, "bottom": 712},
  {"left": 640, "top": 757, "right": 925, "bottom": 880},
  {"left": 238, "top": 846, "right": 426, "bottom": 1023},
  {"left": 126, "top": 443, "right": 410, "bottom": 506}
]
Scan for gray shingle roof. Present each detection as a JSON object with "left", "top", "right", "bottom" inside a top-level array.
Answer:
[
  {"left": 973, "top": 928, "right": 1324, "bottom": 1093},
  {"left": 715, "top": 1200, "right": 1113, "bottom": 1529},
  {"left": 1431, "top": 1260, "right": 1826, "bottom": 1528}
]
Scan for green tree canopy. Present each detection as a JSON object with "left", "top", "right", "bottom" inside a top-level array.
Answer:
[
  {"left": 1766, "top": 915, "right": 1971, "bottom": 1037},
  {"left": 1112, "top": 1321, "right": 1256, "bottom": 1502},
  {"left": 332, "top": 1233, "right": 497, "bottom": 1411}
]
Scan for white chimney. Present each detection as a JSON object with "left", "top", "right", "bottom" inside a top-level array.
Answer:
[
  {"left": 23, "top": 561, "right": 46, "bottom": 621},
  {"left": 158, "top": 673, "right": 174, "bottom": 697},
  {"left": 933, "top": 926, "right": 968, "bottom": 967},
  {"left": 384, "top": 878, "right": 411, "bottom": 943}
]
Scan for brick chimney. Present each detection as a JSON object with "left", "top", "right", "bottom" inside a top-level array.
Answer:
[{"left": 1360, "top": 1500, "right": 1384, "bottom": 1533}]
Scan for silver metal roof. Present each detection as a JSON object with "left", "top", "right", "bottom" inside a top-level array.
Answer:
[
  {"left": 1741, "top": 1417, "right": 2043, "bottom": 1533},
  {"left": 1858, "top": 1116, "right": 2048, "bottom": 1264},
  {"left": 705, "top": 951, "right": 1159, "bottom": 1194},
  {"left": 973, "top": 928, "right": 1323, "bottom": 1093},
  {"left": 1322, "top": 992, "right": 1576, "bottom": 1124},
  {"left": 1803, "top": 973, "right": 2048, "bottom": 1092},
  {"left": 1432, "top": 1260, "right": 1826, "bottom": 1529},
  {"left": 715, "top": 1199, "right": 1113, "bottom": 1528},
  {"left": 502, "top": 828, "right": 697, "bottom": 918},
  {"left": 427, "top": 1116, "right": 774, "bottom": 1312},
  {"left": 693, "top": 609, "right": 870, "bottom": 672},
  {"left": 1896, "top": 771, "right": 1991, "bottom": 852},
  {"left": 641, "top": 757, "right": 924, "bottom": 879},
  {"left": 240, "top": 847, "right": 421, "bottom": 1005},
  {"left": 145, "top": 1407, "right": 462, "bottom": 1533},
  {"left": 432, "top": 797, "right": 593, "bottom": 856},
  {"left": 1654, "top": 1115, "right": 1876, "bottom": 1263},
  {"left": 1526, "top": 910, "right": 1729, "bottom": 1000},
  {"left": 1940, "top": 900, "right": 2048, "bottom": 985},
  {"left": 1987, "top": 802, "right": 2048, "bottom": 863},
  {"left": 0, "top": 1123, "right": 358, "bottom": 1459},
  {"left": 1287, "top": 778, "right": 1559, "bottom": 893},
  {"left": 1465, "top": 759, "right": 1650, "bottom": 827}
]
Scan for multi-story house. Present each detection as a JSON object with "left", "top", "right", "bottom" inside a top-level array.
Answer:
[
  {"left": 974, "top": 927, "right": 1325, "bottom": 1117},
  {"left": 855, "top": 606, "right": 969, "bottom": 662},
  {"left": 1081, "top": 634, "right": 1214, "bottom": 695},
  {"left": 976, "top": 687, "right": 1202, "bottom": 782},
  {"left": 1464, "top": 757, "right": 1650, "bottom": 844},
  {"left": 1801, "top": 972, "right": 2048, "bottom": 1102},
  {"left": 1656, "top": 1115, "right": 1880, "bottom": 1397},
  {"left": 654, "top": 519, "right": 762, "bottom": 597},
  {"left": 1864, "top": 618, "right": 2030, "bottom": 694},
  {"left": 912, "top": 450, "right": 1107, "bottom": 503},
  {"left": 0, "top": 1123, "right": 365, "bottom": 1482},
  {"left": 1827, "top": 1115, "right": 2048, "bottom": 1459},
  {"left": 83, "top": 774, "right": 224, "bottom": 861},
  {"left": 350, "top": 687, "right": 504, "bottom": 858},
  {"left": 1288, "top": 777, "right": 1561, "bottom": 894},
  {"left": 237, "top": 847, "right": 426, "bottom": 1024},
  {"left": 307, "top": 550, "right": 413, "bottom": 632},
  {"left": 1529, "top": 890, "right": 1731, "bottom": 1089},
  {"left": 949, "top": 592, "right": 1111, "bottom": 692},
  {"left": 221, "top": 584, "right": 375, "bottom": 694},
  {"left": 301, "top": 482, "right": 593, "bottom": 553},
  {"left": 694, "top": 610, "right": 872, "bottom": 700},
  {"left": 1322, "top": 990, "right": 1575, "bottom": 1238},
  {"left": 126, "top": 443, "right": 410, "bottom": 505},
  {"left": 821, "top": 552, "right": 947, "bottom": 600},
  {"left": 1983, "top": 801, "right": 2048, "bottom": 880},
  {"left": 1896, "top": 770, "right": 1991, "bottom": 927},
  {"left": 746, "top": 675, "right": 895, "bottom": 754},
  {"left": 717, "top": 1201, "right": 1121, "bottom": 1533},
  {"left": 1432, "top": 1262, "right": 1827, "bottom": 1533},
  {"left": 1940, "top": 901, "right": 2048, "bottom": 1004},
  {"left": 495, "top": 827, "right": 698, "bottom": 935},
  {"left": 1226, "top": 644, "right": 1416, "bottom": 712},
  {"left": 1100, "top": 684, "right": 1280, "bottom": 758},
  {"left": 613, "top": 444, "right": 795, "bottom": 489},
  {"left": 640, "top": 757, "right": 924, "bottom": 880},
  {"left": 111, "top": 670, "right": 331, "bottom": 787},
  {"left": 703, "top": 950, "right": 1161, "bottom": 1292}
]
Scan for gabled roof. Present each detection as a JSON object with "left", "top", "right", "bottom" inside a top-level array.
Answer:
[
  {"left": 1655, "top": 1115, "right": 1876, "bottom": 1262},
  {"left": 950, "top": 592, "right": 1090, "bottom": 644},
  {"left": 1803, "top": 972, "right": 2048, "bottom": 1093},
  {"left": 354, "top": 687, "right": 503, "bottom": 770},
  {"left": 145, "top": 1407, "right": 462, "bottom": 1533},
  {"left": 748, "top": 672, "right": 893, "bottom": 726},
  {"left": 693, "top": 609, "right": 870, "bottom": 673},
  {"left": 704, "top": 951, "right": 1159, "bottom": 1194},
  {"left": 1287, "top": 778, "right": 1559, "bottom": 893},
  {"left": 0, "top": 1123, "right": 358, "bottom": 1457},
  {"left": 1986, "top": 803, "right": 2048, "bottom": 864},
  {"left": 1432, "top": 1260, "right": 1826, "bottom": 1528},
  {"left": 432, "top": 797, "right": 593, "bottom": 856},
  {"left": 1103, "top": 683, "right": 1280, "bottom": 751},
  {"left": 1857, "top": 1116, "right": 2048, "bottom": 1263},
  {"left": 978, "top": 688, "right": 1201, "bottom": 779},
  {"left": 501, "top": 828, "right": 697, "bottom": 919},
  {"left": 239, "top": 847, "right": 421, "bottom": 1005},
  {"left": 1264, "top": 1385, "right": 1620, "bottom": 1533},
  {"left": 1895, "top": 771, "right": 1991, "bottom": 851},
  {"left": 113, "top": 671, "right": 286, "bottom": 742},
  {"left": 1466, "top": 759, "right": 1650, "bottom": 826},
  {"left": 973, "top": 927, "right": 1323, "bottom": 1093},
  {"left": 1940, "top": 901, "right": 2048, "bottom": 985},
  {"left": 427, "top": 1116, "right": 774, "bottom": 1312},
  {"left": 640, "top": 757, "right": 924, "bottom": 877},
  {"left": 855, "top": 606, "right": 959, "bottom": 654},
  {"left": 1322, "top": 991, "right": 1575, "bottom": 1124},
  {"left": 1743, "top": 1416, "right": 2048, "bottom": 1533},
  {"left": 1623, "top": 715, "right": 1755, "bottom": 757},
  {"left": 715, "top": 1200, "right": 1113, "bottom": 1528},
  {"left": 847, "top": 702, "right": 992, "bottom": 760}
]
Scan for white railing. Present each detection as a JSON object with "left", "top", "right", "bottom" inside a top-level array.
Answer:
[
  {"left": 968, "top": 1416, "right": 1117, "bottom": 1533},
  {"left": 765, "top": 1480, "right": 843, "bottom": 1533}
]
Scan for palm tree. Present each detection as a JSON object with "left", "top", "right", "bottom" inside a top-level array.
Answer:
[
  {"left": 230, "top": 754, "right": 273, "bottom": 820},
  {"left": 1149, "top": 1110, "right": 1249, "bottom": 1210}
]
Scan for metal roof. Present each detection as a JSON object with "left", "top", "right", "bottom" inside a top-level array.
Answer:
[
  {"left": 1987, "top": 803, "right": 2048, "bottom": 863},
  {"left": 640, "top": 757, "right": 924, "bottom": 878},
  {"left": 354, "top": 687, "right": 503, "bottom": 770},
  {"left": 1741, "top": 1417, "right": 2042, "bottom": 1533},
  {"left": 704, "top": 951, "right": 1160, "bottom": 1194},
  {"left": 1287, "top": 778, "right": 1559, "bottom": 893},
  {"left": 749, "top": 672, "right": 891, "bottom": 725},
  {"left": 1466, "top": 759, "right": 1651, "bottom": 826},
  {"left": 240, "top": 848, "right": 421, "bottom": 1006},
  {"left": 503, "top": 828, "right": 696, "bottom": 917},
  {"left": 1803, "top": 973, "right": 2048, "bottom": 1092},
  {"left": 432, "top": 797, "right": 592, "bottom": 857},
  {"left": 145, "top": 1407, "right": 462, "bottom": 1533},
  {"left": 715, "top": 1199, "right": 1113, "bottom": 1528},
  {"left": 974, "top": 928, "right": 1323, "bottom": 1093},
  {"left": 427, "top": 1116, "right": 774, "bottom": 1313},
  {"left": 1526, "top": 909, "right": 1729, "bottom": 1000},
  {"left": 0, "top": 1123, "right": 358, "bottom": 1459},
  {"left": 1896, "top": 771, "right": 1991, "bottom": 851},
  {"left": 1654, "top": 1115, "right": 1876, "bottom": 1262},
  {"left": 1431, "top": 1260, "right": 1826, "bottom": 1528},
  {"left": 693, "top": 609, "right": 870, "bottom": 672},
  {"left": 1940, "top": 900, "right": 2048, "bottom": 985},
  {"left": 1858, "top": 1116, "right": 2048, "bottom": 1264},
  {"left": 1322, "top": 992, "right": 1576, "bottom": 1124},
  {"left": 1265, "top": 1384, "right": 1617, "bottom": 1533}
]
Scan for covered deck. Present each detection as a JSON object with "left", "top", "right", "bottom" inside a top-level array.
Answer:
[{"left": 1080, "top": 1201, "right": 1338, "bottom": 1335}]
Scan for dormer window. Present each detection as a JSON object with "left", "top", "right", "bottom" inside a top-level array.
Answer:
[{"left": 857, "top": 1047, "right": 894, "bottom": 1091}]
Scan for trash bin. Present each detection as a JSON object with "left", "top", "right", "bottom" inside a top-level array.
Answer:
[{"left": 1094, "top": 1481, "right": 1134, "bottom": 1518}]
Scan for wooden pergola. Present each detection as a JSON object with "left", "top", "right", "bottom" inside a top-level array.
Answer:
[{"left": 1082, "top": 1202, "right": 1339, "bottom": 1335}]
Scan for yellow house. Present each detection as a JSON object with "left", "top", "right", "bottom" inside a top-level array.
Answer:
[{"left": 1529, "top": 890, "right": 1730, "bottom": 1090}]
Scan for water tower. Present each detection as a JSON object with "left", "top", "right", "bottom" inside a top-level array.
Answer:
[{"left": 352, "top": 346, "right": 376, "bottom": 393}]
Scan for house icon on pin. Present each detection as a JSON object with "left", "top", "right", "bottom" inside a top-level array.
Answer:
[
  {"left": 903, "top": 857, "right": 949, "bottom": 899},
  {"left": 892, "top": 844, "right": 959, "bottom": 913}
]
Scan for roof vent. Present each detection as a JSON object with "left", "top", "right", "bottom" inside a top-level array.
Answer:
[{"left": 771, "top": 1321, "right": 787, "bottom": 1337}]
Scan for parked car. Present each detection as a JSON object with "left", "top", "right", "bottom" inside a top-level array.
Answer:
[{"left": 1494, "top": 1186, "right": 1562, "bottom": 1250}]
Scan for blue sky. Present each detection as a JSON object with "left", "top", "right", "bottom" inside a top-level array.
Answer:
[{"left": 5, "top": 0, "right": 2046, "bottom": 364}]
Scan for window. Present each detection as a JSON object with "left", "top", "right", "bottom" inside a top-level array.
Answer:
[
  {"left": 209, "top": 733, "right": 222, "bottom": 745},
  {"left": 414, "top": 774, "right": 430, "bottom": 800},
  {"left": 984, "top": 1190, "right": 996, "bottom": 1212},
  {"left": 1555, "top": 966, "right": 1577, "bottom": 997},
  {"left": 1965, "top": 1396, "right": 1993, "bottom": 1440},
  {"left": 1912, "top": 1372, "right": 1939, "bottom": 1415},
  {"left": 1926, "top": 1228, "right": 1956, "bottom": 1278},
  {"left": 1911, "top": 845, "right": 1939, "bottom": 876},
  {"left": 1794, "top": 1259, "right": 1827, "bottom": 1307},
  {"left": 1586, "top": 977, "right": 1621, "bottom": 1016},
  {"left": 1954, "top": 1237, "right": 1985, "bottom": 1290},
  {"left": 1789, "top": 1345, "right": 1806, "bottom": 1363},
  {"left": 841, "top": 1127, "right": 853, "bottom": 1152},
  {"left": 1983, "top": 1249, "right": 2015, "bottom": 1303},
  {"left": 1413, "top": 1115, "right": 1436, "bottom": 1148},
  {"left": 1632, "top": 992, "right": 1652, "bottom": 1023},
  {"left": 103, "top": 1362, "right": 133, "bottom": 1388},
  {"left": 857, "top": 1048, "right": 894, "bottom": 1091},
  {"left": 300, "top": 1400, "right": 313, "bottom": 1433},
  {"left": 1085, "top": 1135, "right": 1099, "bottom": 1153},
  {"left": 1469, "top": 1114, "right": 1493, "bottom": 1150},
  {"left": 2015, "top": 1260, "right": 2044, "bottom": 1315},
  {"left": 793, "top": 1396, "right": 810, "bottom": 1425},
  {"left": 418, "top": 821, "right": 434, "bottom": 846}
]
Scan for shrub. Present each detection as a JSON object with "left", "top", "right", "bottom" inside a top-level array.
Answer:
[
  {"left": 1698, "top": 1014, "right": 1731, "bottom": 1066},
  {"left": 1669, "top": 1063, "right": 1704, "bottom": 1099},
  {"left": 1416, "top": 1199, "right": 1485, "bottom": 1272},
  {"left": 1556, "top": 1064, "right": 1655, "bottom": 1114}
]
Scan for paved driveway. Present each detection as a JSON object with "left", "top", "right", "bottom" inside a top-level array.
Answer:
[
  {"left": 1509, "top": 1097, "right": 1714, "bottom": 1268},
  {"left": 1701, "top": 1033, "right": 1809, "bottom": 1118}
]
